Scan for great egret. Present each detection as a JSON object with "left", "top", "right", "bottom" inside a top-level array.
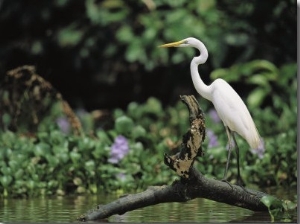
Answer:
[{"left": 159, "top": 37, "right": 263, "bottom": 185}]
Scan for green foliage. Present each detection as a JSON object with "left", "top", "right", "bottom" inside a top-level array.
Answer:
[
  {"left": 0, "top": 58, "right": 296, "bottom": 197},
  {"left": 0, "top": 130, "right": 110, "bottom": 197},
  {"left": 0, "top": 0, "right": 296, "bottom": 200},
  {"left": 0, "top": 97, "right": 188, "bottom": 197},
  {"left": 261, "top": 195, "right": 296, "bottom": 222}
]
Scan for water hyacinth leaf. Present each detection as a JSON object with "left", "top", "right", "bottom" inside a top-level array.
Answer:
[
  {"left": 0, "top": 176, "right": 12, "bottom": 187},
  {"left": 45, "top": 155, "right": 59, "bottom": 167},
  {"left": 50, "top": 130, "right": 65, "bottom": 145},
  {"left": 31, "top": 174, "right": 39, "bottom": 182},
  {"left": 1, "top": 166, "right": 12, "bottom": 175},
  {"left": 48, "top": 180, "right": 59, "bottom": 188},
  {"left": 26, "top": 180, "right": 35, "bottom": 190},
  {"left": 80, "top": 137, "right": 96, "bottom": 151},
  {"left": 14, "top": 169, "right": 24, "bottom": 179},
  {"left": 85, "top": 160, "right": 95, "bottom": 171},
  {"left": 0, "top": 150, "right": 4, "bottom": 160},
  {"left": 92, "top": 147, "right": 106, "bottom": 159},
  {"left": 130, "top": 142, "right": 144, "bottom": 154},
  {"left": 53, "top": 145, "right": 64, "bottom": 155},
  {"left": 131, "top": 125, "right": 146, "bottom": 139},
  {"left": 144, "top": 97, "right": 163, "bottom": 115},
  {"left": 127, "top": 102, "right": 142, "bottom": 119},
  {"left": 70, "top": 151, "right": 81, "bottom": 163},
  {"left": 73, "top": 177, "right": 82, "bottom": 186},
  {"left": 89, "top": 183, "right": 98, "bottom": 194},
  {"left": 115, "top": 116, "right": 134, "bottom": 135},
  {"left": 261, "top": 195, "right": 285, "bottom": 221},
  {"left": 76, "top": 186, "right": 86, "bottom": 194},
  {"left": 58, "top": 152, "right": 69, "bottom": 163},
  {"left": 37, "top": 132, "right": 50, "bottom": 143},
  {"left": 206, "top": 146, "right": 226, "bottom": 161},
  {"left": 96, "top": 130, "right": 112, "bottom": 145},
  {"left": 1, "top": 131, "right": 15, "bottom": 145},
  {"left": 282, "top": 200, "right": 297, "bottom": 212},
  {"left": 34, "top": 142, "right": 51, "bottom": 157},
  {"left": 3, "top": 148, "right": 13, "bottom": 159},
  {"left": 8, "top": 160, "right": 19, "bottom": 172}
]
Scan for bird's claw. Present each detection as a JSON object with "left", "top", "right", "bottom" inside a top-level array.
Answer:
[{"left": 221, "top": 178, "right": 234, "bottom": 190}]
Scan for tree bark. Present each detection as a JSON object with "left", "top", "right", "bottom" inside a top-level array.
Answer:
[{"left": 78, "top": 95, "right": 269, "bottom": 222}]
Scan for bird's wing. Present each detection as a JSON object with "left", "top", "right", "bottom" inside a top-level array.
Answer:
[{"left": 211, "top": 79, "right": 261, "bottom": 149}]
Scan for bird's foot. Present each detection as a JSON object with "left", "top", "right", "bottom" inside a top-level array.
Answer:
[
  {"left": 221, "top": 178, "right": 234, "bottom": 190},
  {"left": 236, "top": 178, "right": 245, "bottom": 187},
  {"left": 235, "top": 180, "right": 257, "bottom": 196}
]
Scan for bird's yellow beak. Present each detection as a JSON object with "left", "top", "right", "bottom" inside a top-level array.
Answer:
[{"left": 159, "top": 40, "right": 184, "bottom": 48}]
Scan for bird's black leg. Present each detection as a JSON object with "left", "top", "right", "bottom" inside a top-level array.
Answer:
[
  {"left": 222, "top": 145, "right": 231, "bottom": 181},
  {"left": 232, "top": 134, "right": 257, "bottom": 195},
  {"left": 221, "top": 127, "right": 234, "bottom": 189},
  {"left": 232, "top": 133, "right": 245, "bottom": 187},
  {"left": 222, "top": 126, "right": 233, "bottom": 181}
]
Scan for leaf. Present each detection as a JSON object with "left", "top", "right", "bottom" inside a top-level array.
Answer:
[
  {"left": 57, "top": 25, "right": 83, "bottom": 47},
  {"left": 261, "top": 195, "right": 285, "bottom": 222},
  {"left": 246, "top": 74, "right": 269, "bottom": 86},
  {"left": 0, "top": 176, "right": 13, "bottom": 188},
  {"left": 247, "top": 87, "right": 269, "bottom": 108},
  {"left": 115, "top": 116, "right": 134, "bottom": 135},
  {"left": 132, "top": 125, "right": 146, "bottom": 139},
  {"left": 116, "top": 25, "right": 134, "bottom": 43}
]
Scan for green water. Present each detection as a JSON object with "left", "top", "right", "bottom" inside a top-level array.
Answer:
[{"left": 0, "top": 187, "right": 297, "bottom": 223}]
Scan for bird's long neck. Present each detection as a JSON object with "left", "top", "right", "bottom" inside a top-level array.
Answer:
[{"left": 190, "top": 41, "right": 212, "bottom": 101}]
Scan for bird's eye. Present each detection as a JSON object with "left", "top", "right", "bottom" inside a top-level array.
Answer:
[{"left": 183, "top": 40, "right": 188, "bottom": 44}]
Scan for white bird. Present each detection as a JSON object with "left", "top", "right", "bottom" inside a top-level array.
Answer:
[{"left": 159, "top": 37, "right": 263, "bottom": 185}]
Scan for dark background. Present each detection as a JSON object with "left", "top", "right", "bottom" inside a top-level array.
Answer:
[{"left": 0, "top": 0, "right": 296, "bottom": 111}]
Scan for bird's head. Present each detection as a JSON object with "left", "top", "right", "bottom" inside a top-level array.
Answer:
[
  {"left": 159, "top": 37, "right": 200, "bottom": 48},
  {"left": 159, "top": 37, "right": 208, "bottom": 64}
]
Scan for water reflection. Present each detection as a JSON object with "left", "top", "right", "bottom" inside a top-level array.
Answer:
[
  {"left": 0, "top": 187, "right": 297, "bottom": 223},
  {"left": 109, "top": 199, "right": 254, "bottom": 223}
]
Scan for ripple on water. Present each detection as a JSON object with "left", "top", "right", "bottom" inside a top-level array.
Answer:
[{"left": 0, "top": 188, "right": 297, "bottom": 223}]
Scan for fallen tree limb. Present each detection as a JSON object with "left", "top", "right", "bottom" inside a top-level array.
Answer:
[
  {"left": 78, "top": 168, "right": 268, "bottom": 221},
  {"left": 78, "top": 95, "right": 276, "bottom": 222}
]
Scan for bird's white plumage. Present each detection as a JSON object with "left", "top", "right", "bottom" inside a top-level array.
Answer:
[
  {"left": 160, "top": 37, "right": 262, "bottom": 151},
  {"left": 209, "top": 78, "right": 261, "bottom": 149}
]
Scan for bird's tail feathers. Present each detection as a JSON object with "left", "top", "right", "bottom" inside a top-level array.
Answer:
[{"left": 250, "top": 137, "right": 265, "bottom": 159}]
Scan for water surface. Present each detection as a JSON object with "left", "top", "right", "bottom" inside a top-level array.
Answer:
[{"left": 0, "top": 187, "right": 297, "bottom": 223}]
